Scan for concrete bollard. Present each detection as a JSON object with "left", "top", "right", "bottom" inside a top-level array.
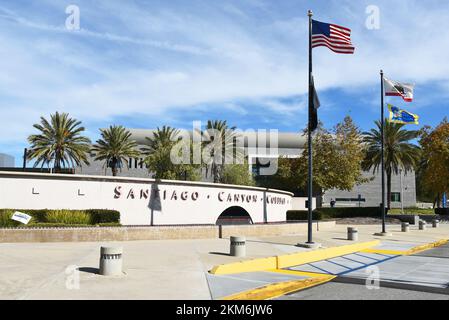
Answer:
[
  {"left": 99, "top": 247, "right": 123, "bottom": 276},
  {"left": 401, "top": 222, "right": 410, "bottom": 233},
  {"left": 419, "top": 221, "right": 427, "bottom": 231},
  {"left": 413, "top": 215, "right": 420, "bottom": 226},
  {"left": 432, "top": 220, "right": 440, "bottom": 228},
  {"left": 347, "top": 227, "right": 359, "bottom": 241},
  {"left": 230, "top": 236, "right": 246, "bottom": 257}
]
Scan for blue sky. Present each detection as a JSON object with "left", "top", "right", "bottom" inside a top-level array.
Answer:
[{"left": 0, "top": 0, "right": 448, "bottom": 166}]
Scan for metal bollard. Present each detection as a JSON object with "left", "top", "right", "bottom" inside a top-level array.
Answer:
[
  {"left": 347, "top": 227, "right": 358, "bottom": 241},
  {"left": 419, "top": 221, "right": 427, "bottom": 231},
  {"left": 401, "top": 222, "right": 410, "bottom": 232},
  {"left": 230, "top": 236, "right": 246, "bottom": 257},
  {"left": 432, "top": 220, "right": 440, "bottom": 228},
  {"left": 99, "top": 247, "right": 123, "bottom": 276}
]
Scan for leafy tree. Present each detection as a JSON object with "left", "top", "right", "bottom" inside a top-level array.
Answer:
[
  {"left": 27, "top": 112, "right": 91, "bottom": 170},
  {"left": 419, "top": 119, "right": 449, "bottom": 207},
  {"left": 202, "top": 120, "right": 241, "bottom": 183},
  {"left": 142, "top": 126, "right": 200, "bottom": 181},
  {"left": 92, "top": 125, "right": 140, "bottom": 176},
  {"left": 363, "top": 119, "right": 421, "bottom": 209},
  {"left": 260, "top": 117, "right": 366, "bottom": 197},
  {"left": 221, "top": 162, "right": 255, "bottom": 187}
]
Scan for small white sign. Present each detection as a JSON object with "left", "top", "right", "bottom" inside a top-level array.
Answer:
[{"left": 11, "top": 211, "right": 32, "bottom": 225}]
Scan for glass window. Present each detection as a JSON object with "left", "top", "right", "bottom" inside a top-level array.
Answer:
[{"left": 391, "top": 192, "right": 401, "bottom": 202}]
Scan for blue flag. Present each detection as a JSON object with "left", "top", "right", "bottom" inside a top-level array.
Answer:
[{"left": 388, "top": 104, "right": 419, "bottom": 125}]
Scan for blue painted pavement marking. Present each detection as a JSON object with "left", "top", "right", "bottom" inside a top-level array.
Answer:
[{"left": 286, "top": 252, "right": 401, "bottom": 277}]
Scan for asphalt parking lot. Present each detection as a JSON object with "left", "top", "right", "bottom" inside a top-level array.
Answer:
[
  {"left": 208, "top": 240, "right": 449, "bottom": 300},
  {"left": 278, "top": 243, "right": 449, "bottom": 300}
]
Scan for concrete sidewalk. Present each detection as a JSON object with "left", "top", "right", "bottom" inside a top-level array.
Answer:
[{"left": 0, "top": 223, "right": 448, "bottom": 300}]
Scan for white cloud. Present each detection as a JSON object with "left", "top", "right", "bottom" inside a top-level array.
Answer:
[{"left": 0, "top": 0, "right": 448, "bottom": 153}]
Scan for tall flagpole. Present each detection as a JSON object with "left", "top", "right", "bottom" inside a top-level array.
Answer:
[
  {"left": 380, "top": 70, "right": 386, "bottom": 234},
  {"left": 307, "top": 10, "right": 314, "bottom": 244}
]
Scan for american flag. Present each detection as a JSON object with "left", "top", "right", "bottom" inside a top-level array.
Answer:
[{"left": 312, "top": 20, "right": 355, "bottom": 54}]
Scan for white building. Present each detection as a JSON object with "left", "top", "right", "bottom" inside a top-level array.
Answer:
[{"left": 0, "top": 153, "right": 14, "bottom": 168}]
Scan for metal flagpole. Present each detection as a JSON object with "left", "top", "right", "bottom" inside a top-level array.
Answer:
[
  {"left": 380, "top": 70, "right": 386, "bottom": 234},
  {"left": 400, "top": 168, "right": 404, "bottom": 214},
  {"left": 307, "top": 10, "right": 314, "bottom": 244}
]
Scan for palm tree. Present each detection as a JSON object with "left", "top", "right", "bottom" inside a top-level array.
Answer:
[
  {"left": 27, "top": 112, "right": 91, "bottom": 171},
  {"left": 92, "top": 125, "right": 140, "bottom": 176},
  {"left": 363, "top": 119, "right": 421, "bottom": 208},
  {"left": 142, "top": 126, "right": 180, "bottom": 155},
  {"left": 202, "top": 120, "right": 241, "bottom": 183},
  {"left": 142, "top": 126, "right": 200, "bottom": 181},
  {"left": 142, "top": 126, "right": 180, "bottom": 179}
]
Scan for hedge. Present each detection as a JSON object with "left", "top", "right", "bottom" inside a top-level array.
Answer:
[
  {"left": 0, "top": 209, "right": 120, "bottom": 228},
  {"left": 435, "top": 208, "right": 449, "bottom": 216},
  {"left": 389, "top": 208, "right": 435, "bottom": 215},
  {"left": 287, "top": 207, "right": 382, "bottom": 221},
  {"left": 8, "top": 223, "right": 122, "bottom": 228}
]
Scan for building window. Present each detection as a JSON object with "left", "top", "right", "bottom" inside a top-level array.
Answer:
[
  {"left": 335, "top": 198, "right": 366, "bottom": 202},
  {"left": 391, "top": 192, "right": 401, "bottom": 203}
]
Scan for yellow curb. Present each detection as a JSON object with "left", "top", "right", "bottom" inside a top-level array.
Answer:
[
  {"left": 266, "top": 269, "right": 329, "bottom": 278},
  {"left": 210, "top": 240, "right": 380, "bottom": 275},
  {"left": 210, "top": 256, "right": 278, "bottom": 275},
  {"left": 221, "top": 274, "right": 336, "bottom": 300},
  {"left": 406, "top": 239, "right": 449, "bottom": 255},
  {"left": 361, "top": 239, "right": 449, "bottom": 256},
  {"left": 277, "top": 241, "right": 380, "bottom": 269},
  {"left": 361, "top": 249, "right": 406, "bottom": 256}
]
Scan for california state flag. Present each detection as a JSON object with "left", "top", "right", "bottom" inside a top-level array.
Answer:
[{"left": 384, "top": 78, "right": 414, "bottom": 102}]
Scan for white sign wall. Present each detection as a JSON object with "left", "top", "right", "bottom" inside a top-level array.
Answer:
[{"left": 0, "top": 172, "right": 293, "bottom": 226}]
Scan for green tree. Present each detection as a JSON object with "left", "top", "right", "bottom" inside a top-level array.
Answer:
[
  {"left": 202, "top": 120, "right": 241, "bottom": 183},
  {"left": 260, "top": 116, "right": 366, "bottom": 197},
  {"left": 27, "top": 112, "right": 91, "bottom": 170},
  {"left": 142, "top": 126, "right": 200, "bottom": 181},
  {"left": 300, "top": 117, "right": 367, "bottom": 192},
  {"left": 419, "top": 119, "right": 449, "bottom": 207},
  {"left": 221, "top": 162, "right": 255, "bottom": 186},
  {"left": 363, "top": 119, "right": 421, "bottom": 209},
  {"left": 91, "top": 125, "right": 140, "bottom": 176}
]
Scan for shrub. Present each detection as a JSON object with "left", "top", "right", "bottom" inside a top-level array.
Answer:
[
  {"left": 435, "top": 208, "right": 449, "bottom": 216},
  {"left": 24, "top": 223, "right": 122, "bottom": 228},
  {"left": 25, "top": 223, "right": 93, "bottom": 228},
  {"left": 44, "top": 210, "right": 92, "bottom": 225},
  {"left": 287, "top": 211, "right": 322, "bottom": 221},
  {"left": 287, "top": 207, "right": 381, "bottom": 221},
  {"left": 389, "top": 208, "right": 435, "bottom": 215},
  {"left": 86, "top": 209, "right": 121, "bottom": 224},
  {"left": 0, "top": 209, "right": 120, "bottom": 228},
  {"left": 0, "top": 209, "right": 23, "bottom": 228},
  {"left": 97, "top": 223, "right": 122, "bottom": 227}
]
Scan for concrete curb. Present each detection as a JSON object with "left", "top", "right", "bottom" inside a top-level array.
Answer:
[
  {"left": 210, "top": 240, "right": 380, "bottom": 275},
  {"left": 222, "top": 274, "right": 336, "bottom": 300}
]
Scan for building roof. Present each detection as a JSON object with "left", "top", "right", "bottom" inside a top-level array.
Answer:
[{"left": 128, "top": 129, "right": 307, "bottom": 149}]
